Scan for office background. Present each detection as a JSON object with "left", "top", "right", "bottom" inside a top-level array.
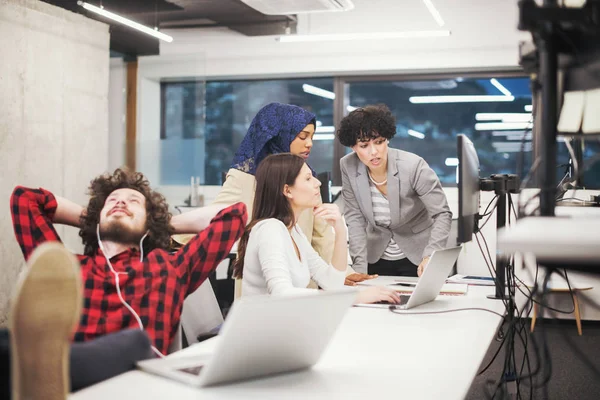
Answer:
[{"left": 2, "top": 0, "right": 600, "bottom": 327}]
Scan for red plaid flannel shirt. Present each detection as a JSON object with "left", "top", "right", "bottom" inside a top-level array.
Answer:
[{"left": 10, "top": 186, "right": 246, "bottom": 354}]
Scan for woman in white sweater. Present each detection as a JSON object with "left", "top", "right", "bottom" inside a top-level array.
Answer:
[{"left": 234, "top": 153, "right": 400, "bottom": 304}]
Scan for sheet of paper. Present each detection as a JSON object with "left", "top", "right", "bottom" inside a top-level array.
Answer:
[
  {"left": 558, "top": 90, "right": 585, "bottom": 133},
  {"left": 447, "top": 274, "right": 496, "bottom": 286},
  {"left": 583, "top": 88, "right": 600, "bottom": 134}
]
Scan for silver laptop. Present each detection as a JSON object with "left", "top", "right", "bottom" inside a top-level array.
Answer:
[
  {"left": 359, "top": 246, "right": 462, "bottom": 310},
  {"left": 137, "top": 289, "right": 356, "bottom": 387}
]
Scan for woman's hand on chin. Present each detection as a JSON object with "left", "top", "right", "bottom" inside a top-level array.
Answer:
[
  {"left": 355, "top": 286, "right": 401, "bottom": 305},
  {"left": 313, "top": 204, "right": 344, "bottom": 229}
]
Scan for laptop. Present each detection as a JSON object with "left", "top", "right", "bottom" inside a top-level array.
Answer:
[
  {"left": 357, "top": 246, "right": 463, "bottom": 310},
  {"left": 137, "top": 289, "right": 356, "bottom": 387}
]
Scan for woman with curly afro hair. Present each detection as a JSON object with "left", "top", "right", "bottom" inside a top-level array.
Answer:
[{"left": 337, "top": 104, "right": 452, "bottom": 278}]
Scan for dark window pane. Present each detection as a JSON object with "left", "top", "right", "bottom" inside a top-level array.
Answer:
[
  {"left": 160, "top": 78, "right": 334, "bottom": 185},
  {"left": 346, "top": 77, "right": 550, "bottom": 186}
]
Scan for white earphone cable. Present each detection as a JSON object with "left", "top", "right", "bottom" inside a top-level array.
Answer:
[{"left": 96, "top": 225, "right": 164, "bottom": 358}]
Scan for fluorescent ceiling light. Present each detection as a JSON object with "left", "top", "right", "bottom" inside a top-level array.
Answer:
[
  {"left": 524, "top": 105, "right": 533, "bottom": 112},
  {"left": 492, "top": 142, "right": 532, "bottom": 152},
  {"left": 277, "top": 30, "right": 451, "bottom": 43},
  {"left": 78, "top": 1, "right": 173, "bottom": 43},
  {"left": 490, "top": 78, "right": 512, "bottom": 97},
  {"left": 347, "top": 105, "right": 358, "bottom": 112},
  {"left": 475, "top": 113, "right": 532, "bottom": 122},
  {"left": 445, "top": 157, "right": 459, "bottom": 166},
  {"left": 313, "top": 133, "right": 335, "bottom": 141},
  {"left": 422, "top": 0, "right": 445, "bottom": 27},
  {"left": 316, "top": 126, "right": 335, "bottom": 133},
  {"left": 407, "top": 129, "right": 425, "bottom": 139},
  {"left": 409, "top": 95, "right": 514, "bottom": 104},
  {"left": 505, "top": 133, "right": 532, "bottom": 140},
  {"left": 303, "top": 84, "right": 335, "bottom": 100},
  {"left": 491, "top": 130, "right": 532, "bottom": 138},
  {"left": 475, "top": 122, "right": 533, "bottom": 131},
  {"left": 491, "top": 131, "right": 532, "bottom": 140}
]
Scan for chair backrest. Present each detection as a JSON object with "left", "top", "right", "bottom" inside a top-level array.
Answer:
[
  {"left": 317, "top": 171, "right": 332, "bottom": 203},
  {"left": 168, "top": 324, "right": 183, "bottom": 354},
  {"left": 180, "top": 279, "right": 224, "bottom": 346}
]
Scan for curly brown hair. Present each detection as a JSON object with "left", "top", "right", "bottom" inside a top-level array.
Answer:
[{"left": 79, "top": 168, "right": 173, "bottom": 257}]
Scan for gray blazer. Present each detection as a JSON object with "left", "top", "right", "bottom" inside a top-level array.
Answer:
[{"left": 340, "top": 148, "right": 452, "bottom": 273}]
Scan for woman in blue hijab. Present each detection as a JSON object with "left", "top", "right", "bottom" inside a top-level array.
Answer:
[
  {"left": 212, "top": 103, "right": 372, "bottom": 291},
  {"left": 230, "top": 102, "right": 316, "bottom": 175},
  {"left": 214, "top": 103, "right": 332, "bottom": 259}
]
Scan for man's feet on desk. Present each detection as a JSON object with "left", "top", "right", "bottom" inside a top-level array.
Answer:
[{"left": 10, "top": 242, "right": 82, "bottom": 400}]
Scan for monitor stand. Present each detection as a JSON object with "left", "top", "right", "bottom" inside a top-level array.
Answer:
[{"left": 477, "top": 174, "right": 520, "bottom": 301}]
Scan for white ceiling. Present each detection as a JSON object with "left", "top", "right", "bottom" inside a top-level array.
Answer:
[
  {"left": 297, "top": 0, "right": 529, "bottom": 47},
  {"left": 154, "top": 0, "right": 530, "bottom": 78}
]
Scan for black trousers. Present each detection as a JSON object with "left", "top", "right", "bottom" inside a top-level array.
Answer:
[
  {"left": 0, "top": 328, "right": 153, "bottom": 399},
  {"left": 368, "top": 257, "right": 418, "bottom": 277}
]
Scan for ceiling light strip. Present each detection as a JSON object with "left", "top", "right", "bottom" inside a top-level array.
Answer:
[
  {"left": 407, "top": 129, "right": 426, "bottom": 139},
  {"left": 302, "top": 84, "right": 335, "bottom": 100},
  {"left": 422, "top": 0, "right": 445, "bottom": 27},
  {"left": 278, "top": 30, "right": 451, "bottom": 43},
  {"left": 77, "top": 1, "right": 173, "bottom": 43},
  {"left": 409, "top": 95, "right": 514, "bottom": 104},
  {"left": 475, "top": 113, "right": 533, "bottom": 122},
  {"left": 490, "top": 78, "right": 512, "bottom": 97}
]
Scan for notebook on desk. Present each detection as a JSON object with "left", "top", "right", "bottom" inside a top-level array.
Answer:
[
  {"left": 355, "top": 246, "right": 463, "bottom": 309},
  {"left": 388, "top": 282, "right": 468, "bottom": 295}
]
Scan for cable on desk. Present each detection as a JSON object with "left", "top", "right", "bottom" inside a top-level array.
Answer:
[{"left": 387, "top": 307, "right": 505, "bottom": 318}]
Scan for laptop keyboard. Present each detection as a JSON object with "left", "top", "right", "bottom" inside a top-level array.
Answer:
[
  {"left": 177, "top": 365, "right": 204, "bottom": 376},
  {"left": 375, "top": 295, "right": 410, "bottom": 305}
]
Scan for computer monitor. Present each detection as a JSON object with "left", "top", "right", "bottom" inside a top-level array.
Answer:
[
  {"left": 457, "top": 134, "right": 481, "bottom": 244},
  {"left": 317, "top": 171, "right": 332, "bottom": 203}
]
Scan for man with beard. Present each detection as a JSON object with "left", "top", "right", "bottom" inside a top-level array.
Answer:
[{"left": 7, "top": 169, "right": 246, "bottom": 387}]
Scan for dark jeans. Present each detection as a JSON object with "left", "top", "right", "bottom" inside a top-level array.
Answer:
[
  {"left": 0, "top": 328, "right": 153, "bottom": 399},
  {"left": 368, "top": 257, "right": 418, "bottom": 277}
]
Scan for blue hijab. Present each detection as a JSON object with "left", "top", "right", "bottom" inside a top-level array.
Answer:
[{"left": 230, "top": 103, "right": 316, "bottom": 175}]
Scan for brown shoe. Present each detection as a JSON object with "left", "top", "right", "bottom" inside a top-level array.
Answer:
[{"left": 9, "top": 242, "right": 82, "bottom": 400}]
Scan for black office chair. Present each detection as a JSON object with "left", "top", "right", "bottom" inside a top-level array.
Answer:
[{"left": 317, "top": 171, "right": 332, "bottom": 203}]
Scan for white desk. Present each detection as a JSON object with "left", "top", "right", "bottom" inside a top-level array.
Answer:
[{"left": 70, "top": 286, "right": 505, "bottom": 400}]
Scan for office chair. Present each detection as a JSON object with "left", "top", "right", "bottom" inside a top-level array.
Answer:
[
  {"left": 179, "top": 279, "right": 224, "bottom": 346},
  {"left": 317, "top": 171, "right": 332, "bottom": 203}
]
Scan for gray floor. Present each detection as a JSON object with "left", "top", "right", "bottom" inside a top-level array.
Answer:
[{"left": 466, "top": 318, "right": 600, "bottom": 400}]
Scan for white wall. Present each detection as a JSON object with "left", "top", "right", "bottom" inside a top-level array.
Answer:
[{"left": 0, "top": 0, "right": 109, "bottom": 326}]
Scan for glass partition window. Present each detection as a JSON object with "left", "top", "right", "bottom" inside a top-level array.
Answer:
[
  {"left": 161, "top": 78, "right": 334, "bottom": 185},
  {"left": 160, "top": 75, "right": 579, "bottom": 188},
  {"left": 345, "top": 77, "right": 542, "bottom": 185}
]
